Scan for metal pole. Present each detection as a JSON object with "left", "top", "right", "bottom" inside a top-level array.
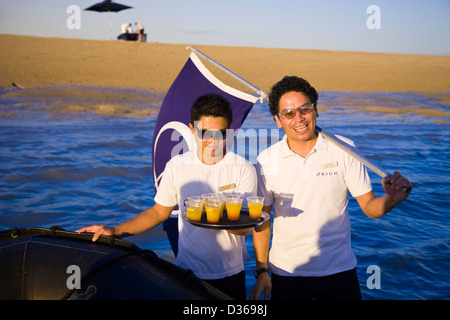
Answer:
[{"left": 108, "top": 10, "right": 112, "bottom": 40}]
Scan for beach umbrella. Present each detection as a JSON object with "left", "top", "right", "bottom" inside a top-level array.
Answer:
[{"left": 85, "top": 0, "right": 133, "bottom": 40}]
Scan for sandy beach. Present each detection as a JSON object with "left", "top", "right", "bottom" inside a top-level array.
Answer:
[{"left": 1, "top": 34, "right": 449, "bottom": 120}]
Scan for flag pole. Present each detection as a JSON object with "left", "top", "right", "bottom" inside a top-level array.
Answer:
[{"left": 185, "top": 46, "right": 408, "bottom": 186}]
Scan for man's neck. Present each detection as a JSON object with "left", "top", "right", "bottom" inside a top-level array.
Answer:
[
  {"left": 286, "top": 135, "right": 318, "bottom": 159},
  {"left": 197, "top": 149, "right": 227, "bottom": 165}
]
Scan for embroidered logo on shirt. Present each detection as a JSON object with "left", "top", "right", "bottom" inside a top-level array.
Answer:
[
  {"left": 218, "top": 183, "right": 235, "bottom": 192},
  {"left": 317, "top": 162, "right": 339, "bottom": 177},
  {"left": 320, "top": 162, "right": 338, "bottom": 169},
  {"left": 316, "top": 171, "right": 338, "bottom": 176}
]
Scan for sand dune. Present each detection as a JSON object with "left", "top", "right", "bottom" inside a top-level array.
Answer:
[{"left": 1, "top": 34, "right": 449, "bottom": 94}]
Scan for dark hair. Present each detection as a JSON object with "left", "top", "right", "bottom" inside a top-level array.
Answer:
[
  {"left": 268, "top": 76, "right": 318, "bottom": 116},
  {"left": 190, "top": 93, "right": 233, "bottom": 127}
]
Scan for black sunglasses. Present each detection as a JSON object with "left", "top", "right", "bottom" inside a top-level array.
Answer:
[{"left": 195, "top": 128, "right": 228, "bottom": 140}]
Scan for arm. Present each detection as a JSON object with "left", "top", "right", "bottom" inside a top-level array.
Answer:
[
  {"left": 250, "top": 205, "right": 272, "bottom": 300},
  {"left": 228, "top": 228, "right": 252, "bottom": 236},
  {"left": 356, "top": 171, "right": 412, "bottom": 219},
  {"left": 76, "top": 203, "right": 175, "bottom": 241}
]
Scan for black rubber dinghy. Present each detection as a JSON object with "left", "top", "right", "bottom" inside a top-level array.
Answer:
[{"left": 0, "top": 226, "right": 231, "bottom": 300}]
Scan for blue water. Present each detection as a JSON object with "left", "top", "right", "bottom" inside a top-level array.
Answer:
[{"left": 1, "top": 87, "right": 449, "bottom": 300}]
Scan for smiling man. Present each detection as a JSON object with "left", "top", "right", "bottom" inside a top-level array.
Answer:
[
  {"left": 251, "top": 76, "right": 412, "bottom": 300},
  {"left": 77, "top": 94, "right": 256, "bottom": 299}
]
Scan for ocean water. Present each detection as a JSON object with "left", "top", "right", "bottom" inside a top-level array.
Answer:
[{"left": 0, "top": 87, "right": 449, "bottom": 300}]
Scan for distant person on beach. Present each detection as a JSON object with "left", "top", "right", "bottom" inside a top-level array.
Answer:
[
  {"left": 126, "top": 23, "right": 133, "bottom": 33},
  {"left": 77, "top": 94, "right": 256, "bottom": 299},
  {"left": 121, "top": 23, "right": 133, "bottom": 34},
  {"left": 250, "top": 76, "right": 413, "bottom": 300},
  {"left": 135, "top": 22, "right": 144, "bottom": 41}
]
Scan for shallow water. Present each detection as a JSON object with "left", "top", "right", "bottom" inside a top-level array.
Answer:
[{"left": 0, "top": 88, "right": 449, "bottom": 299}]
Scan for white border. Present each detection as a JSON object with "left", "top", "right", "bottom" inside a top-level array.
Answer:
[{"left": 189, "top": 52, "right": 259, "bottom": 103}]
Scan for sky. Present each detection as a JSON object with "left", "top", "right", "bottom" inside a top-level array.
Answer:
[{"left": 0, "top": 0, "right": 449, "bottom": 55}]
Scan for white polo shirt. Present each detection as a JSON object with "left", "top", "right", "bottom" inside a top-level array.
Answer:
[
  {"left": 154, "top": 150, "right": 257, "bottom": 279},
  {"left": 257, "top": 133, "right": 372, "bottom": 277}
]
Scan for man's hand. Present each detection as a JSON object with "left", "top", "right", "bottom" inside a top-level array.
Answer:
[
  {"left": 250, "top": 272, "right": 271, "bottom": 300},
  {"left": 76, "top": 225, "right": 115, "bottom": 242},
  {"left": 382, "top": 171, "right": 412, "bottom": 203}
]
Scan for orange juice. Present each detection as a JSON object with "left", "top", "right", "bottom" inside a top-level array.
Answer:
[
  {"left": 226, "top": 202, "right": 242, "bottom": 221},
  {"left": 247, "top": 196, "right": 264, "bottom": 220},
  {"left": 203, "top": 194, "right": 225, "bottom": 220},
  {"left": 187, "top": 207, "right": 202, "bottom": 222},
  {"left": 205, "top": 206, "right": 221, "bottom": 224},
  {"left": 248, "top": 203, "right": 263, "bottom": 220}
]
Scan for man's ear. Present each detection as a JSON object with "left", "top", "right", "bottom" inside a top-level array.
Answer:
[
  {"left": 189, "top": 123, "right": 194, "bottom": 134},
  {"left": 274, "top": 115, "right": 282, "bottom": 128}
]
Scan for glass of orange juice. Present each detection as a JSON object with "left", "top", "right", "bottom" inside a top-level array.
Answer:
[
  {"left": 225, "top": 196, "right": 242, "bottom": 221},
  {"left": 203, "top": 193, "right": 225, "bottom": 220},
  {"left": 188, "top": 195, "right": 205, "bottom": 211},
  {"left": 247, "top": 196, "right": 264, "bottom": 220},
  {"left": 205, "top": 200, "right": 221, "bottom": 224},
  {"left": 186, "top": 200, "right": 203, "bottom": 222}
]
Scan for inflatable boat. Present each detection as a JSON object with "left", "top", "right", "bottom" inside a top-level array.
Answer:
[{"left": 0, "top": 226, "right": 230, "bottom": 300}]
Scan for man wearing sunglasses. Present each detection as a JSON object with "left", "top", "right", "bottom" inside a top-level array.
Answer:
[
  {"left": 77, "top": 94, "right": 257, "bottom": 299},
  {"left": 251, "top": 76, "right": 412, "bottom": 300}
]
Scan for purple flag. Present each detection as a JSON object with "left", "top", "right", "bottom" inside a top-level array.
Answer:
[
  {"left": 151, "top": 52, "right": 258, "bottom": 255},
  {"left": 152, "top": 52, "right": 258, "bottom": 191}
]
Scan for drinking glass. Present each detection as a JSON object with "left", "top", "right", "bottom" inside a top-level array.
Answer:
[{"left": 247, "top": 196, "right": 264, "bottom": 220}]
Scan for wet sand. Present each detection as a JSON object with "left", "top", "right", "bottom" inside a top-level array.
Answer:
[
  {"left": 1, "top": 34, "right": 449, "bottom": 120},
  {"left": 0, "top": 86, "right": 162, "bottom": 119}
]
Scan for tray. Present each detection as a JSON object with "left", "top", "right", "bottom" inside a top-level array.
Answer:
[{"left": 183, "top": 210, "right": 270, "bottom": 230}]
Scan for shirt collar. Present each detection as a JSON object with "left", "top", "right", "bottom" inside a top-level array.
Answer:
[{"left": 280, "top": 131, "right": 328, "bottom": 159}]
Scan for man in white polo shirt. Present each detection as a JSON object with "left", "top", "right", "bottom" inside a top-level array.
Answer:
[
  {"left": 77, "top": 94, "right": 256, "bottom": 299},
  {"left": 250, "top": 76, "right": 412, "bottom": 300}
]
